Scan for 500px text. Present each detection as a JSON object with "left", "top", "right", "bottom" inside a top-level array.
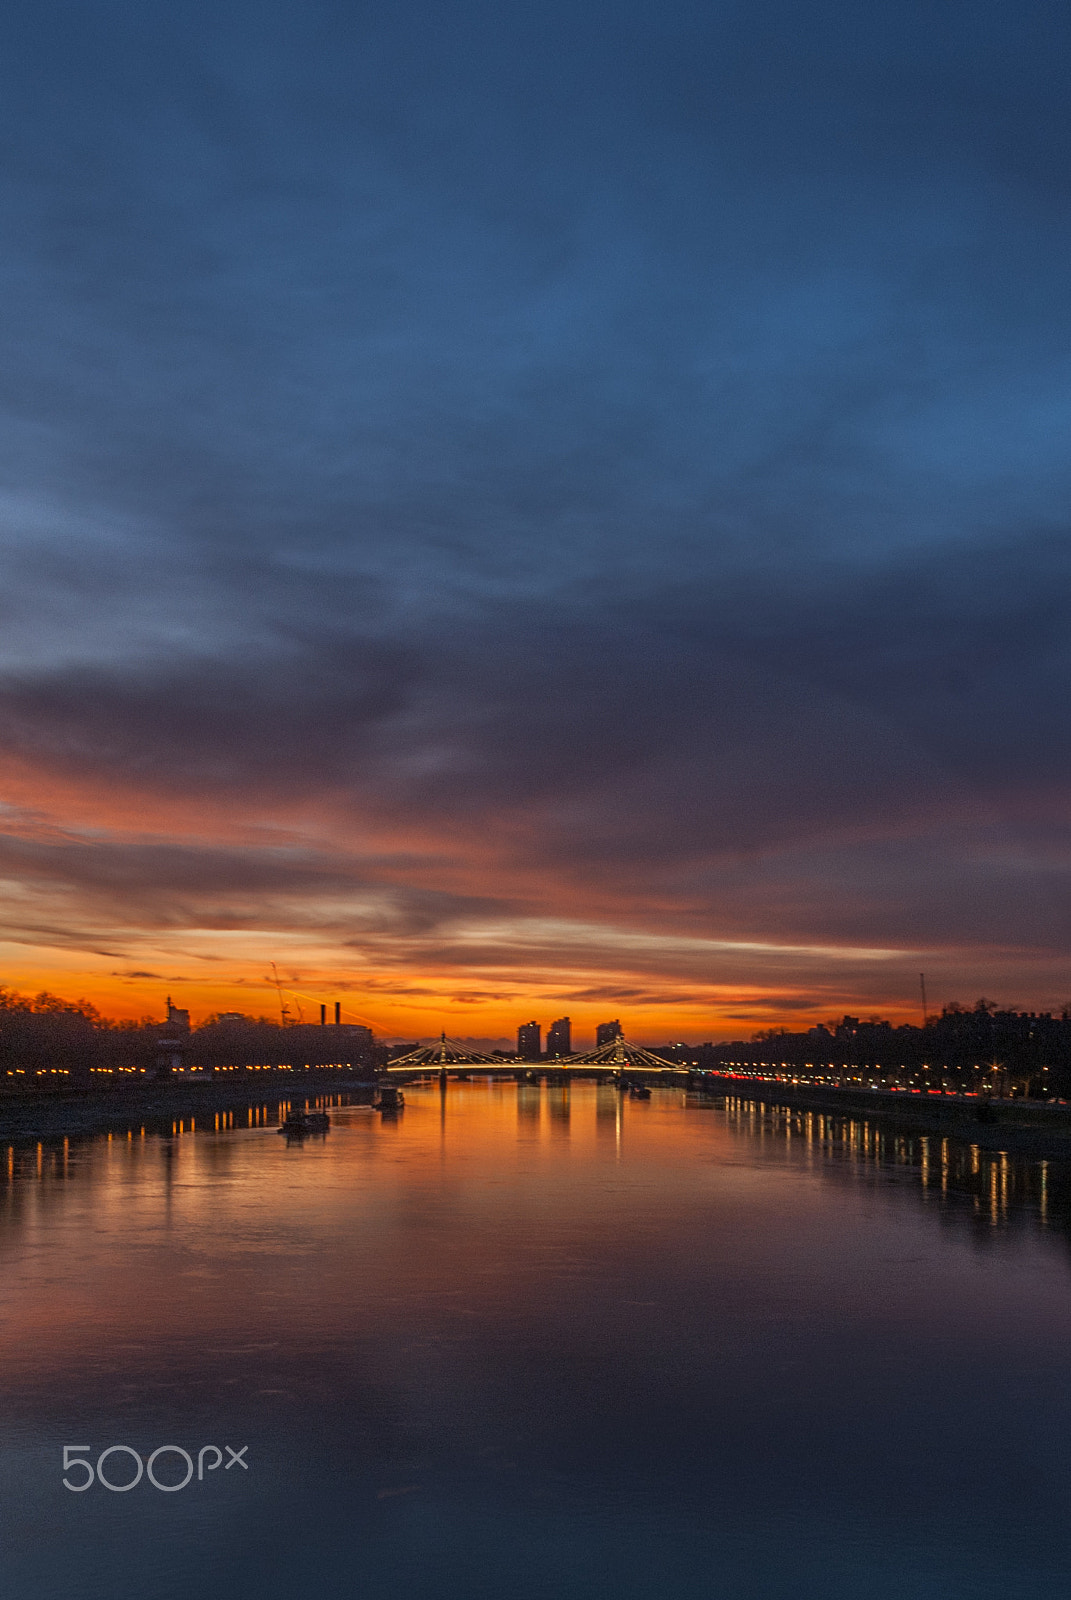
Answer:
[{"left": 62, "top": 1444, "right": 249, "bottom": 1491}]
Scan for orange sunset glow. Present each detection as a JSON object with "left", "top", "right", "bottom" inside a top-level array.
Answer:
[{"left": 2, "top": 750, "right": 1069, "bottom": 1041}]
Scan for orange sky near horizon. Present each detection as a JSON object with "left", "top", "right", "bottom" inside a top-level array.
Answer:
[
  {"left": 0, "top": 929, "right": 1041, "bottom": 1045},
  {"left": 2, "top": 768, "right": 1068, "bottom": 1046}
]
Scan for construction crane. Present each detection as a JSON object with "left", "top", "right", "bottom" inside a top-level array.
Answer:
[{"left": 270, "top": 962, "right": 291, "bottom": 1027}]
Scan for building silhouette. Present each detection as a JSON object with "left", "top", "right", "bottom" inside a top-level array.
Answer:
[
  {"left": 595, "top": 1019, "right": 622, "bottom": 1047},
  {"left": 156, "top": 995, "right": 191, "bottom": 1075},
  {"left": 546, "top": 1017, "right": 571, "bottom": 1057},
  {"left": 284, "top": 1022, "right": 373, "bottom": 1067},
  {"left": 517, "top": 1021, "right": 542, "bottom": 1060},
  {"left": 166, "top": 996, "right": 190, "bottom": 1032}
]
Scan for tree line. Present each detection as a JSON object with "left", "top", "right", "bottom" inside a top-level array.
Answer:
[
  {"left": 5, "top": 987, "right": 1070, "bottom": 1096},
  {"left": 651, "top": 1001, "right": 1071, "bottom": 1096},
  {"left": 0, "top": 990, "right": 379, "bottom": 1085}
]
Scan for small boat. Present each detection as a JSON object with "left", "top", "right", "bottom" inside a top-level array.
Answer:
[
  {"left": 278, "top": 1109, "right": 330, "bottom": 1136},
  {"left": 629, "top": 1084, "right": 652, "bottom": 1100},
  {"left": 376, "top": 1085, "right": 405, "bottom": 1112}
]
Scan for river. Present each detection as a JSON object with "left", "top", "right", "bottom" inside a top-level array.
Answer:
[{"left": 2, "top": 1079, "right": 1070, "bottom": 1598}]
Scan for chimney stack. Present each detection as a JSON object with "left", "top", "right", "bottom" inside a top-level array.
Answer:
[{"left": 334, "top": 1001, "right": 341, "bottom": 1026}]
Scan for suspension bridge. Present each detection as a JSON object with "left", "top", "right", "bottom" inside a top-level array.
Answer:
[{"left": 385, "top": 1029, "right": 680, "bottom": 1082}]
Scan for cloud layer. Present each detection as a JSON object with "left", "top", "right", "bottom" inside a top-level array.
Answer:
[{"left": 0, "top": 0, "right": 1068, "bottom": 1033}]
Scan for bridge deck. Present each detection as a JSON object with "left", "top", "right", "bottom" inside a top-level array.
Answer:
[{"left": 385, "top": 1062, "right": 690, "bottom": 1084}]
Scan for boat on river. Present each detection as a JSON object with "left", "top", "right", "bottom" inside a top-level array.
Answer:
[{"left": 278, "top": 1109, "right": 330, "bottom": 1136}]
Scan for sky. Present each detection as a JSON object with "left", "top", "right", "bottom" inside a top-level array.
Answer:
[{"left": 0, "top": 0, "right": 1069, "bottom": 1044}]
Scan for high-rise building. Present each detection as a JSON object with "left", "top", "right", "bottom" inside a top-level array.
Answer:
[
  {"left": 595, "top": 1019, "right": 622, "bottom": 1047},
  {"left": 517, "top": 1021, "right": 542, "bottom": 1060},
  {"left": 546, "top": 1017, "right": 571, "bottom": 1058}
]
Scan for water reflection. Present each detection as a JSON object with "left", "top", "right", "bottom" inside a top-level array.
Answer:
[
  {"left": 546, "top": 1082, "right": 570, "bottom": 1134},
  {"left": 516, "top": 1084, "right": 541, "bottom": 1129},
  {"left": 3, "top": 1081, "right": 1071, "bottom": 1600},
  {"left": 713, "top": 1092, "right": 1060, "bottom": 1239},
  {"left": 9, "top": 1081, "right": 1056, "bottom": 1241}
]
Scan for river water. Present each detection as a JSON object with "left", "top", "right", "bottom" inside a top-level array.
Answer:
[{"left": 2, "top": 1080, "right": 1070, "bottom": 1599}]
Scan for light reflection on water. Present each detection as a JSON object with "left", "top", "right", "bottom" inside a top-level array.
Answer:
[{"left": 2, "top": 1081, "right": 1071, "bottom": 1599}]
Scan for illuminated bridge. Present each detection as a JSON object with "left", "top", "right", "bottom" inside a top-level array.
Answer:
[{"left": 386, "top": 1030, "right": 681, "bottom": 1081}]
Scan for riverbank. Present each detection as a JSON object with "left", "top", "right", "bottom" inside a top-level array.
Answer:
[
  {"left": 0, "top": 1071, "right": 378, "bottom": 1143},
  {"left": 7, "top": 1069, "right": 1071, "bottom": 1164},
  {"left": 691, "top": 1073, "right": 1071, "bottom": 1163}
]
